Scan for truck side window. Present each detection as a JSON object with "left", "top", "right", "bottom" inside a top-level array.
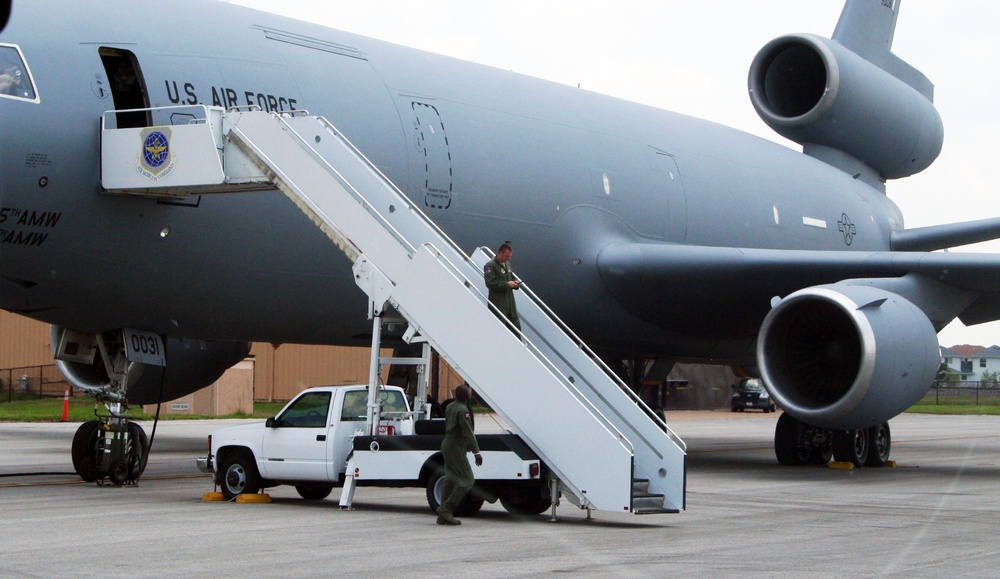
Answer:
[
  {"left": 341, "top": 391, "right": 367, "bottom": 421},
  {"left": 277, "top": 391, "right": 331, "bottom": 427}
]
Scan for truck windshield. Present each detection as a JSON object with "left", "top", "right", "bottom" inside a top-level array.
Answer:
[{"left": 0, "top": 44, "right": 37, "bottom": 101}]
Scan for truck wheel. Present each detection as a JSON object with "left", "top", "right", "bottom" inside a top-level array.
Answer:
[
  {"left": 500, "top": 487, "right": 552, "bottom": 515},
  {"left": 219, "top": 451, "right": 261, "bottom": 500},
  {"left": 425, "top": 470, "right": 485, "bottom": 517},
  {"left": 295, "top": 485, "right": 333, "bottom": 501}
]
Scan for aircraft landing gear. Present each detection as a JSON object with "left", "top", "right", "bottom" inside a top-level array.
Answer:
[
  {"left": 774, "top": 413, "right": 891, "bottom": 468},
  {"left": 71, "top": 416, "right": 149, "bottom": 486},
  {"left": 70, "top": 412, "right": 149, "bottom": 485},
  {"left": 774, "top": 413, "right": 832, "bottom": 466},
  {"left": 865, "top": 422, "right": 892, "bottom": 467},
  {"left": 832, "top": 428, "right": 869, "bottom": 467},
  {"left": 60, "top": 329, "right": 154, "bottom": 485}
]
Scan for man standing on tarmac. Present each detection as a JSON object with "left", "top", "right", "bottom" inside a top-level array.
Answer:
[
  {"left": 437, "top": 384, "right": 482, "bottom": 525},
  {"left": 484, "top": 242, "right": 521, "bottom": 332}
]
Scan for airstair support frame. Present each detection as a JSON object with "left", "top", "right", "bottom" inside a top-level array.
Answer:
[
  {"left": 225, "top": 112, "right": 634, "bottom": 511},
  {"left": 470, "top": 248, "right": 687, "bottom": 512},
  {"left": 98, "top": 105, "right": 686, "bottom": 513}
]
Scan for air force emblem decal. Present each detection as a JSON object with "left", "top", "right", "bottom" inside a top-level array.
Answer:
[
  {"left": 838, "top": 213, "right": 856, "bottom": 246},
  {"left": 135, "top": 127, "right": 176, "bottom": 183}
]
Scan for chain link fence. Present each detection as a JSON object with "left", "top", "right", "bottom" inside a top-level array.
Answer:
[
  {"left": 918, "top": 382, "right": 1000, "bottom": 406},
  {"left": 1, "top": 364, "right": 72, "bottom": 402}
]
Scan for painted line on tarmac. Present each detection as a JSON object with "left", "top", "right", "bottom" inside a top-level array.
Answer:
[{"left": 0, "top": 473, "right": 209, "bottom": 488}]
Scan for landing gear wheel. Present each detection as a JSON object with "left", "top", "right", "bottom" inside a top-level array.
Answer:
[
  {"left": 126, "top": 422, "right": 149, "bottom": 481},
  {"left": 833, "top": 429, "right": 869, "bottom": 467},
  {"left": 499, "top": 486, "right": 552, "bottom": 515},
  {"left": 425, "top": 468, "right": 484, "bottom": 517},
  {"left": 864, "top": 422, "right": 891, "bottom": 467},
  {"left": 107, "top": 458, "right": 128, "bottom": 486},
  {"left": 71, "top": 420, "right": 101, "bottom": 482},
  {"left": 79, "top": 456, "right": 97, "bottom": 483},
  {"left": 219, "top": 452, "right": 262, "bottom": 500},
  {"left": 774, "top": 413, "right": 812, "bottom": 466},
  {"left": 295, "top": 485, "right": 333, "bottom": 501},
  {"left": 808, "top": 443, "right": 833, "bottom": 466}
]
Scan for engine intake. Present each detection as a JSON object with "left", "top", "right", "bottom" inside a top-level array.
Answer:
[
  {"left": 748, "top": 33, "right": 943, "bottom": 180},
  {"left": 757, "top": 284, "right": 939, "bottom": 430}
]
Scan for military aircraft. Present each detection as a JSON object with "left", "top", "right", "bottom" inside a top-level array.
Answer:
[{"left": 2, "top": 0, "right": 998, "bottom": 475}]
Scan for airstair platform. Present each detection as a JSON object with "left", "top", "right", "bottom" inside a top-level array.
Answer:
[{"left": 100, "top": 105, "right": 686, "bottom": 514}]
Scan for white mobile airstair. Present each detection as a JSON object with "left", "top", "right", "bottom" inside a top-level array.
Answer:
[{"left": 101, "top": 105, "right": 686, "bottom": 514}]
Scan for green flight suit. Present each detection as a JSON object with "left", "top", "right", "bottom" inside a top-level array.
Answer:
[
  {"left": 483, "top": 256, "right": 521, "bottom": 331},
  {"left": 440, "top": 399, "right": 480, "bottom": 513}
]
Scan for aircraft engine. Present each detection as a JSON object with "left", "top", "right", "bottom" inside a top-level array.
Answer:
[
  {"left": 756, "top": 284, "right": 939, "bottom": 430},
  {"left": 51, "top": 326, "right": 251, "bottom": 405},
  {"left": 748, "top": 33, "right": 943, "bottom": 180}
]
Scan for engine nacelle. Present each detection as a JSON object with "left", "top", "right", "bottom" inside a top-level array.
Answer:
[
  {"left": 757, "top": 285, "right": 939, "bottom": 430},
  {"left": 748, "top": 33, "right": 943, "bottom": 180},
  {"left": 51, "top": 326, "right": 251, "bottom": 405}
]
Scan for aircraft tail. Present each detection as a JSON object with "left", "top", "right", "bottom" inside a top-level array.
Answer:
[{"left": 832, "top": 0, "right": 934, "bottom": 100}]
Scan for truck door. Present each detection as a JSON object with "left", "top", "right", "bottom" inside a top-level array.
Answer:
[
  {"left": 260, "top": 390, "right": 333, "bottom": 481},
  {"left": 333, "top": 389, "right": 369, "bottom": 477}
]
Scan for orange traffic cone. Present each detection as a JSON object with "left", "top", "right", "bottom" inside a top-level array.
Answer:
[{"left": 61, "top": 386, "right": 70, "bottom": 422}]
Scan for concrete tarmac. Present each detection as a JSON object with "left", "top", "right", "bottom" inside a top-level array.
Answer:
[{"left": 1, "top": 411, "right": 999, "bottom": 577}]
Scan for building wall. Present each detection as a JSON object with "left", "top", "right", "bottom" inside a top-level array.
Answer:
[
  {"left": 250, "top": 343, "right": 388, "bottom": 402},
  {"left": 944, "top": 356, "right": 1000, "bottom": 382},
  {"left": 0, "top": 310, "right": 53, "bottom": 368},
  {"left": 0, "top": 311, "right": 723, "bottom": 410},
  {"left": 0, "top": 311, "right": 463, "bottom": 407},
  {"left": 142, "top": 358, "right": 255, "bottom": 415},
  {"left": 942, "top": 346, "right": 1000, "bottom": 382}
]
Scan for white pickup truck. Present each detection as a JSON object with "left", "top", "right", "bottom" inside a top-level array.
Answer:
[{"left": 198, "top": 385, "right": 552, "bottom": 516}]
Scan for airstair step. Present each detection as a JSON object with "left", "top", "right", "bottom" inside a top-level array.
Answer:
[
  {"left": 632, "top": 491, "right": 665, "bottom": 511},
  {"left": 632, "top": 478, "right": 650, "bottom": 493},
  {"left": 633, "top": 507, "right": 682, "bottom": 515}
]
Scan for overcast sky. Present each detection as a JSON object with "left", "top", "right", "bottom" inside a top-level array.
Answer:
[{"left": 230, "top": 0, "right": 1000, "bottom": 347}]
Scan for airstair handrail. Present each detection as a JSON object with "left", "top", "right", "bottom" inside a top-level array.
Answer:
[
  {"left": 476, "top": 246, "right": 687, "bottom": 452},
  {"left": 271, "top": 114, "right": 419, "bottom": 257},
  {"left": 418, "top": 242, "right": 636, "bottom": 454},
  {"left": 284, "top": 114, "right": 457, "bottom": 256},
  {"left": 100, "top": 104, "right": 216, "bottom": 130}
]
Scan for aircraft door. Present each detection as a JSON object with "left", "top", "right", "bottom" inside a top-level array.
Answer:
[
  {"left": 618, "top": 149, "right": 686, "bottom": 241},
  {"left": 654, "top": 152, "right": 687, "bottom": 243},
  {"left": 99, "top": 47, "right": 150, "bottom": 128},
  {"left": 406, "top": 101, "right": 454, "bottom": 212}
]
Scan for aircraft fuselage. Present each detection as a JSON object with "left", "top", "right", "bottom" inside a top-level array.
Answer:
[{"left": 0, "top": 0, "right": 904, "bottom": 364}]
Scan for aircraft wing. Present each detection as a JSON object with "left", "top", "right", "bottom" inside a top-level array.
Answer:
[{"left": 597, "top": 243, "right": 1000, "bottom": 329}]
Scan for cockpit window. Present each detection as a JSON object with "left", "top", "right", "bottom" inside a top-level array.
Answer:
[{"left": 0, "top": 44, "right": 38, "bottom": 102}]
